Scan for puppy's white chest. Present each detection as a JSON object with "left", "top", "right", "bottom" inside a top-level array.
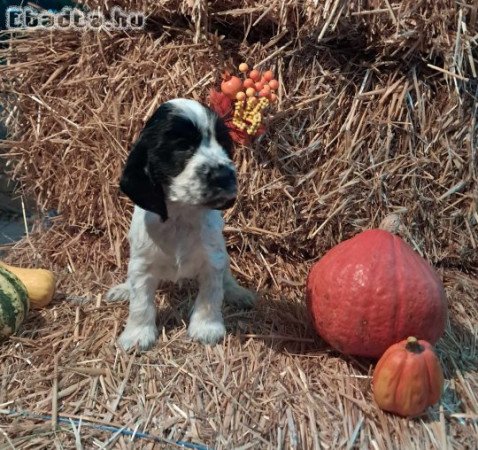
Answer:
[
  {"left": 148, "top": 209, "right": 205, "bottom": 281},
  {"left": 130, "top": 206, "right": 227, "bottom": 282}
]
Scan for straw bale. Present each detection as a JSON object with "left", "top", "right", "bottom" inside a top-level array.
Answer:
[
  {"left": 358, "top": 1, "right": 470, "bottom": 59},
  {"left": 0, "top": 1, "right": 477, "bottom": 448},
  {"left": 78, "top": 1, "right": 476, "bottom": 62},
  {"left": 1, "top": 21, "right": 477, "bottom": 271}
]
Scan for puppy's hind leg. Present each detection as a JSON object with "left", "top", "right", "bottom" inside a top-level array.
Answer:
[
  {"left": 106, "top": 282, "right": 130, "bottom": 302},
  {"left": 223, "top": 266, "right": 257, "bottom": 309}
]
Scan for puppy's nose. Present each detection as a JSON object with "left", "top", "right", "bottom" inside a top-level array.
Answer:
[{"left": 209, "top": 165, "right": 236, "bottom": 190}]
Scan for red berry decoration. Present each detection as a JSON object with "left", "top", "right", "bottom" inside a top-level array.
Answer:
[
  {"left": 243, "top": 78, "right": 254, "bottom": 89},
  {"left": 263, "top": 70, "right": 274, "bottom": 81},
  {"left": 249, "top": 69, "right": 261, "bottom": 81},
  {"left": 255, "top": 81, "right": 265, "bottom": 91},
  {"left": 209, "top": 63, "right": 280, "bottom": 144},
  {"left": 269, "top": 79, "right": 279, "bottom": 90}
]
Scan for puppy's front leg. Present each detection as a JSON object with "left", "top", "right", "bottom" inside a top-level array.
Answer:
[
  {"left": 118, "top": 268, "right": 159, "bottom": 351},
  {"left": 223, "top": 265, "right": 257, "bottom": 309},
  {"left": 188, "top": 267, "right": 226, "bottom": 345}
]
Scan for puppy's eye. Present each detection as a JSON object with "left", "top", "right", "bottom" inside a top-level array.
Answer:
[
  {"left": 176, "top": 145, "right": 194, "bottom": 153},
  {"left": 167, "top": 136, "right": 191, "bottom": 147},
  {"left": 173, "top": 139, "right": 194, "bottom": 151},
  {"left": 167, "top": 132, "right": 200, "bottom": 149},
  {"left": 172, "top": 144, "right": 196, "bottom": 160}
]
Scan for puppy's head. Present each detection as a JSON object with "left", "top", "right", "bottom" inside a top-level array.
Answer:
[{"left": 120, "top": 99, "right": 236, "bottom": 221}]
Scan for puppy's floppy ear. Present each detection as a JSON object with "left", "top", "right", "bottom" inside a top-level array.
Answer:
[
  {"left": 211, "top": 109, "right": 233, "bottom": 158},
  {"left": 119, "top": 139, "right": 168, "bottom": 221}
]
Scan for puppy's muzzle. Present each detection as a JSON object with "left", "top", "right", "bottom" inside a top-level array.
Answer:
[
  {"left": 205, "top": 165, "right": 237, "bottom": 210},
  {"left": 209, "top": 165, "right": 236, "bottom": 190}
]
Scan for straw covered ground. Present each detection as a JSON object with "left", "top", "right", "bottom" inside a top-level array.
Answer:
[{"left": 0, "top": 1, "right": 477, "bottom": 448}]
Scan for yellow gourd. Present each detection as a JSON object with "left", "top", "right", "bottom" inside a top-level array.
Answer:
[{"left": 0, "top": 262, "right": 55, "bottom": 309}]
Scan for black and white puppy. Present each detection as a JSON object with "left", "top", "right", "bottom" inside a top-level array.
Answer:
[{"left": 107, "top": 98, "right": 256, "bottom": 350}]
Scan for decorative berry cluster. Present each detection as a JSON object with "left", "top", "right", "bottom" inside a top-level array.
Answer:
[
  {"left": 233, "top": 97, "right": 270, "bottom": 135},
  {"left": 220, "top": 63, "right": 279, "bottom": 136}
]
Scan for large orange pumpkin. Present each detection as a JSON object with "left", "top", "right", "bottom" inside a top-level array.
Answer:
[
  {"left": 373, "top": 337, "right": 444, "bottom": 416},
  {"left": 306, "top": 224, "right": 447, "bottom": 358}
]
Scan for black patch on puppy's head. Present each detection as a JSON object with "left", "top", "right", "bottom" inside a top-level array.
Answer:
[
  {"left": 120, "top": 103, "right": 202, "bottom": 221},
  {"left": 146, "top": 104, "right": 202, "bottom": 181}
]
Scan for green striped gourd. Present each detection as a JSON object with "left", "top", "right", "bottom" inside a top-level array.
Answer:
[{"left": 0, "top": 266, "right": 29, "bottom": 338}]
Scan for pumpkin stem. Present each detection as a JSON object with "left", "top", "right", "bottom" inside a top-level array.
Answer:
[
  {"left": 379, "top": 214, "right": 401, "bottom": 234},
  {"left": 405, "top": 336, "right": 424, "bottom": 354}
]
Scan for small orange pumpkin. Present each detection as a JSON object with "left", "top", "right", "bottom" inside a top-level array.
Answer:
[{"left": 372, "top": 337, "right": 444, "bottom": 417}]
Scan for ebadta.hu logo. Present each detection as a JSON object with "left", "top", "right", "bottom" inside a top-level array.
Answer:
[{"left": 4, "top": 2, "right": 145, "bottom": 31}]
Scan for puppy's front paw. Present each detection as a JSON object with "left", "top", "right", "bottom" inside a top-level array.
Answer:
[
  {"left": 224, "top": 285, "right": 257, "bottom": 309},
  {"left": 188, "top": 314, "right": 226, "bottom": 345},
  {"left": 106, "top": 283, "right": 130, "bottom": 302},
  {"left": 118, "top": 323, "right": 158, "bottom": 351}
]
